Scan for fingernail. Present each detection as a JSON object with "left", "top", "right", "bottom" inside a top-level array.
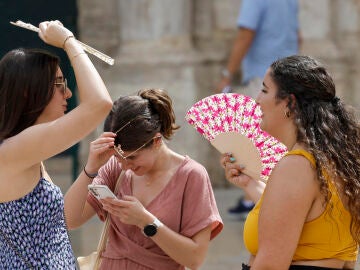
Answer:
[{"left": 229, "top": 157, "right": 236, "bottom": 163}]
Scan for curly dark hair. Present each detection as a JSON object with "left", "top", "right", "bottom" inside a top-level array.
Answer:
[{"left": 270, "top": 55, "right": 360, "bottom": 245}]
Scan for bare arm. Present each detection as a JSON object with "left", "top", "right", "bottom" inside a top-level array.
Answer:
[
  {"left": 65, "top": 132, "right": 115, "bottom": 229},
  {"left": 226, "top": 27, "right": 255, "bottom": 77},
  {"left": 0, "top": 21, "right": 113, "bottom": 173},
  {"left": 216, "top": 27, "right": 255, "bottom": 92},
  {"left": 150, "top": 221, "right": 212, "bottom": 270},
  {"left": 251, "top": 155, "right": 318, "bottom": 269},
  {"left": 65, "top": 173, "right": 98, "bottom": 229}
]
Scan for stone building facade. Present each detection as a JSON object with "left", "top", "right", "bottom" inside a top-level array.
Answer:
[{"left": 77, "top": 0, "right": 360, "bottom": 186}]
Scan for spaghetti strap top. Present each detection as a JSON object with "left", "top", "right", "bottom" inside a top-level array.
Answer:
[
  {"left": 0, "top": 172, "right": 76, "bottom": 269},
  {"left": 243, "top": 149, "right": 358, "bottom": 261}
]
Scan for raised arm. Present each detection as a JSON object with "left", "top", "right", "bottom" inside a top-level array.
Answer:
[{"left": 1, "top": 20, "right": 112, "bottom": 172}]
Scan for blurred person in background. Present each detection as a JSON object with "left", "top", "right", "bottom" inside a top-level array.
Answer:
[{"left": 216, "top": 0, "right": 301, "bottom": 219}]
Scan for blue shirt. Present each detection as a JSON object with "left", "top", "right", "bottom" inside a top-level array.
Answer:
[{"left": 237, "top": 0, "right": 299, "bottom": 84}]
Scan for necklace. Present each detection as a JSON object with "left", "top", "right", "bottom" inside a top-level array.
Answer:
[
  {"left": 145, "top": 179, "right": 152, "bottom": 187},
  {"left": 144, "top": 175, "right": 159, "bottom": 187},
  {"left": 142, "top": 150, "right": 177, "bottom": 187}
]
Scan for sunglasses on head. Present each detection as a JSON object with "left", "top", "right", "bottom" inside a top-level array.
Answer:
[{"left": 113, "top": 135, "right": 161, "bottom": 160}]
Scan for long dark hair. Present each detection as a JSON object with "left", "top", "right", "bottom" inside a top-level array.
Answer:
[
  {"left": 0, "top": 48, "right": 60, "bottom": 140},
  {"left": 104, "top": 88, "right": 180, "bottom": 151},
  {"left": 270, "top": 55, "right": 360, "bottom": 244}
]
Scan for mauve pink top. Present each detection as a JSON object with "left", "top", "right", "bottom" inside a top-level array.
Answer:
[{"left": 87, "top": 155, "right": 223, "bottom": 270}]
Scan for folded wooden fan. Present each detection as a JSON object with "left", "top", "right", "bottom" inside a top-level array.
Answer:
[{"left": 185, "top": 93, "right": 287, "bottom": 180}]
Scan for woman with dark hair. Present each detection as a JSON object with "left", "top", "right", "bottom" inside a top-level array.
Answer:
[
  {"left": 65, "top": 88, "right": 223, "bottom": 270},
  {"left": 222, "top": 55, "right": 359, "bottom": 269},
  {"left": 0, "top": 21, "right": 112, "bottom": 269}
]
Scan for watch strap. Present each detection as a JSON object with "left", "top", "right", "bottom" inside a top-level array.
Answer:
[
  {"left": 143, "top": 218, "right": 163, "bottom": 237},
  {"left": 152, "top": 218, "right": 163, "bottom": 228}
]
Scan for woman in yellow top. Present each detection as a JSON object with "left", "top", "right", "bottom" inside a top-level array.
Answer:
[{"left": 222, "top": 55, "right": 360, "bottom": 269}]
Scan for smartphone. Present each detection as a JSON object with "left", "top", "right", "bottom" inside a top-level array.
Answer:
[{"left": 88, "top": 184, "right": 117, "bottom": 200}]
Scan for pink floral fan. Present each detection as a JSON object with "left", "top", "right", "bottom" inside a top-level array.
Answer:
[{"left": 185, "top": 93, "right": 287, "bottom": 181}]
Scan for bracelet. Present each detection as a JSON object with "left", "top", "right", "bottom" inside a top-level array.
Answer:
[
  {"left": 70, "top": 52, "right": 87, "bottom": 62},
  {"left": 83, "top": 166, "right": 98, "bottom": 179},
  {"left": 62, "top": 35, "right": 75, "bottom": 49}
]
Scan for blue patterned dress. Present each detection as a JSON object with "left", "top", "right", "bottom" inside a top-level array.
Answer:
[{"left": 0, "top": 177, "right": 76, "bottom": 269}]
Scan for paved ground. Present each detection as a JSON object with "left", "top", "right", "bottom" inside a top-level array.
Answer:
[{"left": 46, "top": 157, "right": 359, "bottom": 270}]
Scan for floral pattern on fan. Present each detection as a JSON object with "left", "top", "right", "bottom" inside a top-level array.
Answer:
[{"left": 185, "top": 93, "right": 287, "bottom": 180}]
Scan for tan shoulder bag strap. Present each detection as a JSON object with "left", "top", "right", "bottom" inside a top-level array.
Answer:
[{"left": 94, "top": 170, "right": 125, "bottom": 269}]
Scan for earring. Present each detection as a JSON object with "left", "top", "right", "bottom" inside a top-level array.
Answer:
[
  {"left": 284, "top": 110, "right": 291, "bottom": 118},
  {"left": 156, "top": 139, "right": 162, "bottom": 149}
]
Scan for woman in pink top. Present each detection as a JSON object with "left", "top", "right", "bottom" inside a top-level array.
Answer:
[{"left": 65, "top": 88, "right": 223, "bottom": 270}]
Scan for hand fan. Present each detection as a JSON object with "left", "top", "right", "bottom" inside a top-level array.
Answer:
[
  {"left": 10, "top": 20, "right": 114, "bottom": 65},
  {"left": 185, "top": 93, "right": 287, "bottom": 181}
]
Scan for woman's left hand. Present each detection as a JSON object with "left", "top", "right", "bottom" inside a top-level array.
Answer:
[{"left": 101, "top": 195, "right": 153, "bottom": 228}]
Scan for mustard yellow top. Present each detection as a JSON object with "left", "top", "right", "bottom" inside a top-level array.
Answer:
[{"left": 243, "top": 149, "right": 358, "bottom": 261}]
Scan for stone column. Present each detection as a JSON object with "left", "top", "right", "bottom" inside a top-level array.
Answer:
[
  {"left": 117, "top": 0, "right": 193, "bottom": 53},
  {"left": 299, "top": 0, "right": 360, "bottom": 107}
]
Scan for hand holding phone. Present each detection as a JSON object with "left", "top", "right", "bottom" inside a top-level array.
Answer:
[{"left": 88, "top": 184, "right": 117, "bottom": 200}]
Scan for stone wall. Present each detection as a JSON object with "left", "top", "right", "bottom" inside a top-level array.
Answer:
[{"left": 77, "top": 0, "right": 360, "bottom": 186}]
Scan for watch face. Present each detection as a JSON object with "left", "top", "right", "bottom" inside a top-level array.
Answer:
[{"left": 144, "top": 224, "right": 157, "bottom": 237}]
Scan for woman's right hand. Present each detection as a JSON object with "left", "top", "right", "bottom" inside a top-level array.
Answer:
[
  {"left": 38, "top": 20, "right": 74, "bottom": 48},
  {"left": 85, "top": 132, "right": 116, "bottom": 173},
  {"left": 220, "top": 153, "right": 252, "bottom": 189}
]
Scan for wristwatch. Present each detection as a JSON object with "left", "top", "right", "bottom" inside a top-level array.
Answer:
[{"left": 143, "top": 218, "right": 163, "bottom": 237}]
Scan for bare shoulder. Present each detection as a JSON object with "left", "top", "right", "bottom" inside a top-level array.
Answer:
[
  {"left": 0, "top": 125, "right": 44, "bottom": 173},
  {"left": 260, "top": 152, "right": 320, "bottom": 231},
  {"left": 267, "top": 153, "right": 318, "bottom": 195}
]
